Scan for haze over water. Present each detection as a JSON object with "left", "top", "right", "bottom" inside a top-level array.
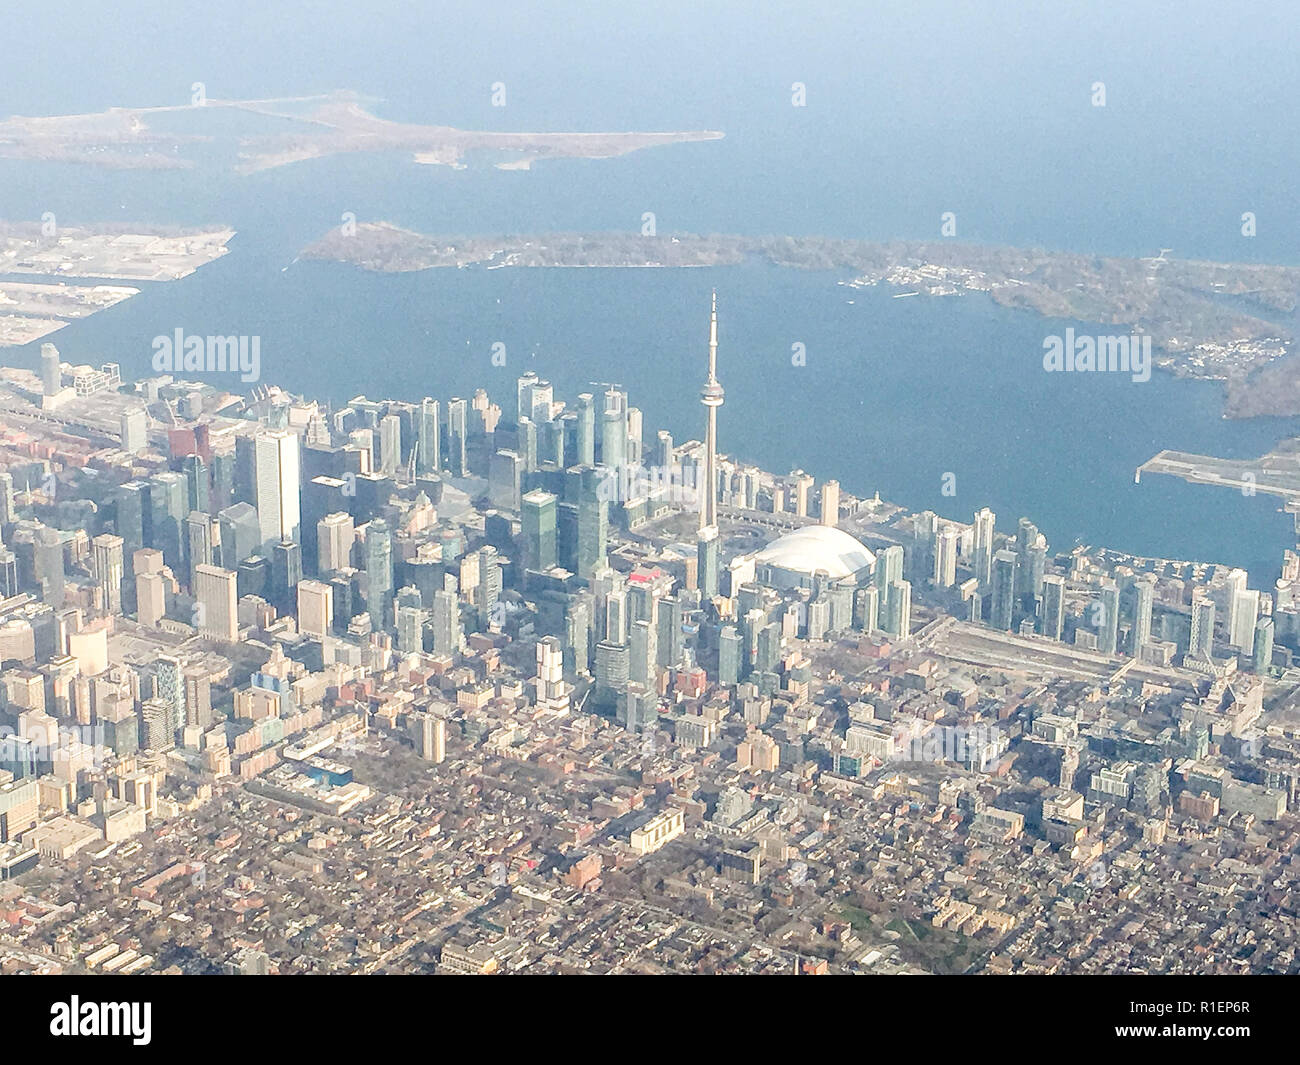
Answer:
[{"left": 4, "top": 0, "right": 1300, "bottom": 581}]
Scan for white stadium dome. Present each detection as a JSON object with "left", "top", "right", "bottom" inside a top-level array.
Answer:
[{"left": 753, "top": 525, "right": 876, "bottom": 588}]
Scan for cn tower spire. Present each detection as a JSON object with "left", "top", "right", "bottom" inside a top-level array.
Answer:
[
  {"left": 708, "top": 289, "right": 719, "bottom": 383},
  {"left": 699, "top": 290, "right": 724, "bottom": 530}
]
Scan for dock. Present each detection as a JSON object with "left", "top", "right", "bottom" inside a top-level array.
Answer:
[{"left": 1137, "top": 446, "right": 1300, "bottom": 504}]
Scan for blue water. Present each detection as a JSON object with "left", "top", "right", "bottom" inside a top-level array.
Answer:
[{"left": 2, "top": 1, "right": 1299, "bottom": 581}]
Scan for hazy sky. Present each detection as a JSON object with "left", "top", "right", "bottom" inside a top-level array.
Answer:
[
  {"left": 9, "top": 1, "right": 1299, "bottom": 129},
  {"left": 5, "top": 2, "right": 1298, "bottom": 259}
]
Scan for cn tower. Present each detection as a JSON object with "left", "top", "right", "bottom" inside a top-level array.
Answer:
[{"left": 699, "top": 291, "right": 724, "bottom": 530}]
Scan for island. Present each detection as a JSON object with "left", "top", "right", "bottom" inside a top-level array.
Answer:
[
  {"left": 0, "top": 91, "right": 724, "bottom": 173},
  {"left": 301, "top": 223, "right": 1300, "bottom": 417}
]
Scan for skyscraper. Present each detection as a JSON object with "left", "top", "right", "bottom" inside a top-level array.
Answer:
[
  {"left": 855, "top": 584, "right": 880, "bottom": 632},
  {"left": 488, "top": 449, "right": 523, "bottom": 511},
  {"left": 1254, "top": 616, "right": 1274, "bottom": 675},
  {"left": 396, "top": 597, "right": 424, "bottom": 654},
  {"left": 1097, "top": 581, "right": 1120, "bottom": 655},
  {"left": 431, "top": 588, "right": 460, "bottom": 656},
  {"left": 1026, "top": 534, "right": 1048, "bottom": 602},
  {"left": 329, "top": 573, "right": 354, "bottom": 633},
  {"left": 478, "top": 546, "right": 502, "bottom": 626},
  {"left": 118, "top": 480, "right": 152, "bottom": 563},
  {"left": 40, "top": 342, "right": 60, "bottom": 397},
  {"left": 820, "top": 480, "right": 840, "bottom": 527},
  {"left": 600, "top": 391, "right": 627, "bottom": 470},
  {"left": 521, "top": 490, "right": 558, "bottom": 572},
  {"left": 885, "top": 579, "right": 911, "bottom": 638},
  {"left": 218, "top": 502, "right": 261, "bottom": 570},
  {"left": 697, "top": 525, "right": 720, "bottom": 600},
  {"left": 194, "top": 564, "right": 238, "bottom": 641},
  {"left": 517, "top": 371, "right": 540, "bottom": 423},
  {"left": 270, "top": 540, "right": 303, "bottom": 613},
  {"left": 545, "top": 417, "right": 567, "bottom": 468},
  {"left": 155, "top": 655, "right": 186, "bottom": 734},
  {"left": 0, "top": 470, "right": 12, "bottom": 526},
  {"left": 210, "top": 446, "right": 235, "bottom": 513},
  {"left": 187, "top": 512, "right": 213, "bottom": 572},
  {"left": 657, "top": 596, "right": 684, "bottom": 668},
  {"left": 576, "top": 467, "right": 608, "bottom": 579},
  {"left": 120, "top": 406, "right": 148, "bottom": 455},
  {"left": 1034, "top": 574, "right": 1062, "bottom": 640},
  {"left": 297, "top": 579, "right": 333, "bottom": 638},
  {"left": 415, "top": 713, "right": 446, "bottom": 762},
  {"left": 137, "top": 570, "right": 166, "bottom": 627},
  {"left": 628, "top": 582, "right": 656, "bottom": 627},
  {"left": 655, "top": 429, "right": 673, "bottom": 470},
  {"left": 593, "top": 640, "right": 630, "bottom": 711},
  {"left": 149, "top": 471, "right": 188, "bottom": 572},
  {"left": 625, "top": 406, "right": 642, "bottom": 465},
  {"left": 445, "top": 397, "right": 468, "bottom": 477},
  {"left": 254, "top": 429, "right": 301, "bottom": 552},
  {"left": 184, "top": 666, "right": 214, "bottom": 729},
  {"left": 628, "top": 618, "right": 656, "bottom": 688},
  {"left": 565, "top": 597, "right": 592, "bottom": 677},
  {"left": 91, "top": 533, "right": 123, "bottom": 615},
  {"left": 875, "top": 544, "right": 903, "bottom": 593},
  {"left": 378, "top": 413, "right": 401, "bottom": 476},
  {"left": 1015, "top": 518, "right": 1039, "bottom": 596},
  {"left": 718, "top": 625, "right": 742, "bottom": 685},
  {"left": 933, "top": 524, "right": 958, "bottom": 587},
  {"left": 363, "top": 519, "right": 393, "bottom": 625},
  {"left": 182, "top": 454, "right": 210, "bottom": 515},
  {"left": 575, "top": 393, "right": 596, "bottom": 466},
  {"left": 534, "top": 635, "right": 569, "bottom": 713},
  {"left": 1132, "top": 577, "right": 1154, "bottom": 655},
  {"left": 1189, "top": 593, "right": 1215, "bottom": 659},
  {"left": 756, "top": 622, "right": 780, "bottom": 672},
  {"left": 990, "top": 549, "right": 1017, "bottom": 630},
  {"left": 417, "top": 397, "right": 441, "bottom": 475},
  {"left": 349, "top": 428, "right": 375, "bottom": 472},
  {"left": 35, "top": 526, "right": 65, "bottom": 607},
  {"left": 1229, "top": 587, "right": 1260, "bottom": 651},
  {"left": 828, "top": 581, "right": 854, "bottom": 633},
  {"left": 0, "top": 540, "right": 18, "bottom": 598},
  {"left": 140, "top": 698, "right": 173, "bottom": 752},
  {"left": 619, "top": 684, "right": 656, "bottom": 734},
  {"left": 316, "top": 512, "right": 354, "bottom": 576},
  {"left": 802, "top": 596, "right": 827, "bottom": 641},
  {"left": 234, "top": 434, "right": 258, "bottom": 505},
  {"left": 699, "top": 291, "right": 724, "bottom": 531},
  {"left": 517, "top": 417, "right": 538, "bottom": 472},
  {"left": 972, "top": 507, "right": 995, "bottom": 587}
]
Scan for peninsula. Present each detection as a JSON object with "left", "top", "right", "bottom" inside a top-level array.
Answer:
[{"left": 0, "top": 222, "right": 234, "bottom": 346}]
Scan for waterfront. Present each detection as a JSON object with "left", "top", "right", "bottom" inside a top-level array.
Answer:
[
  {"left": 4, "top": 1, "right": 1300, "bottom": 581},
  {"left": 9, "top": 248, "right": 1296, "bottom": 582}
]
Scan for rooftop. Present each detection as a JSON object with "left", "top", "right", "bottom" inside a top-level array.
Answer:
[{"left": 754, "top": 525, "right": 875, "bottom": 580}]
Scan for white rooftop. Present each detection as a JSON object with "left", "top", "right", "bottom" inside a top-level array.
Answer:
[{"left": 754, "top": 525, "right": 875, "bottom": 580}]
